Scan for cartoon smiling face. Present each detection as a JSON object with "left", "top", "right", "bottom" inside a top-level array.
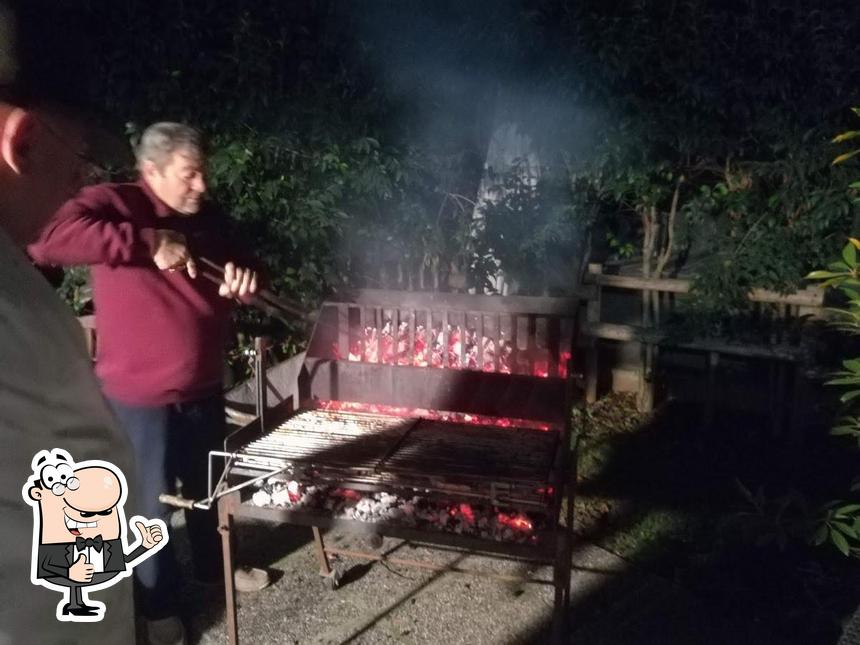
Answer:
[{"left": 29, "top": 466, "right": 123, "bottom": 544}]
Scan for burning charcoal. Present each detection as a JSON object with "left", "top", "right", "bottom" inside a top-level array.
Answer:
[
  {"left": 378, "top": 492, "right": 398, "bottom": 505},
  {"left": 251, "top": 490, "right": 272, "bottom": 507},
  {"left": 287, "top": 480, "right": 301, "bottom": 503},
  {"left": 271, "top": 487, "right": 292, "bottom": 506}
]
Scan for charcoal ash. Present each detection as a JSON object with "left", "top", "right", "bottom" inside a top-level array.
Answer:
[{"left": 248, "top": 479, "right": 541, "bottom": 544}]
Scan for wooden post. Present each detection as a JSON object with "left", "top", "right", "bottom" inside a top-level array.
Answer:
[
  {"left": 585, "top": 264, "right": 603, "bottom": 403},
  {"left": 638, "top": 341, "right": 656, "bottom": 412}
]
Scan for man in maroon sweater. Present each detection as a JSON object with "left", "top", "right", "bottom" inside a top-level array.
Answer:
[{"left": 29, "top": 122, "right": 261, "bottom": 644}]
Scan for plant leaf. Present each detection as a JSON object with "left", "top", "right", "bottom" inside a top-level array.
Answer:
[
  {"left": 844, "top": 243, "right": 858, "bottom": 267},
  {"left": 831, "top": 529, "right": 851, "bottom": 556},
  {"left": 833, "top": 131, "right": 860, "bottom": 143},
  {"left": 832, "top": 425, "right": 860, "bottom": 435},
  {"left": 826, "top": 377, "right": 860, "bottom": 386},
  {"left": 833, "top": 149, "right": 860, "bottom": 165},
  {"left": 806, "top": 270, "right": 846, "bottom": 280}
]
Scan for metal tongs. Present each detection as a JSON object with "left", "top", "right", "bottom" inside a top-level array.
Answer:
[{"left": 196, "top": 256, "right": 314, "bottom": 325}]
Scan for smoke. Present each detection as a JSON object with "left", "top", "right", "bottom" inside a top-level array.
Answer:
[{"left": 336, "top": 1, "right": 600, "bottom": 294}]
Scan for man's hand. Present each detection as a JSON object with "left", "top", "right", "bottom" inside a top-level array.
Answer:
[
  {"left": 152, "top": 230, "right": 197, "bottom": 278},
  {"left": 134, "top": 520, "right": 164, "bottom": 550},
  {"left": 69, "top": 554, "right": 94, "bottom": 583},
  {"left": 218, "top": 261, "right": 257, "bottom": 302}
]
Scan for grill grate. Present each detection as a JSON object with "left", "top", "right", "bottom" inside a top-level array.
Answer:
[{"left": 235, "top": 407, "right": 558, "bottom": 496}]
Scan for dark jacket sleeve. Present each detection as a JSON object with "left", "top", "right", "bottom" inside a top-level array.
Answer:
[
  {"left": 39, "top": 549, "right": 69, "bottom": 578},
  {"left": 123, "top": 544, "right": 147, "bottom": 564},
  {"left": 28, "top": 186, "right": 158, "bottom": 267}
]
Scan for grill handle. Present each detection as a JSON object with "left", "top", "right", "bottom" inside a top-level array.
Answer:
[{"left": 159, "top": 493, "right": 206, "bottom": 510}]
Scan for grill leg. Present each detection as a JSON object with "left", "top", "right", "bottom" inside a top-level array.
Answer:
[
  {"left": 312, "top": 526, "right": 332, "bottom": 576},
  {"left": 218, "top": 492, "right": 239, "bottom": 645},
  {"left": 312, "top": 526, "right": 341, "bottom": 589},
  {"left": 551, "top": 530, "right": 572, "bottom": 644}
]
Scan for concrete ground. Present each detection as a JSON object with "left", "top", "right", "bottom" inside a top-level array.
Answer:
[{"left": 160, "top": 512, "right": 768, "bottom": 645}]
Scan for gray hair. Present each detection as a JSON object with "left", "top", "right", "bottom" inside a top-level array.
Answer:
[{"left": 135, "top": 122, "right": 202, "bottom": 170}]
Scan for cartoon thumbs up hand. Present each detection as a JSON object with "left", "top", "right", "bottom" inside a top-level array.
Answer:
[
  {"left": 69, "top": 553, "right": 94, "bottom": 582},
  {"left": 134, "top": 519, "right": 165, "bottom": 550}
]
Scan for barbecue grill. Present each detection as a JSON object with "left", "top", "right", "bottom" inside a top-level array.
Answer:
[{"left": 176, "top": 289, "right": 584, "bottom": 644}]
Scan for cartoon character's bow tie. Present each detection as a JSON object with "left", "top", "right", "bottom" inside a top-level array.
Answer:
[{"left": 75, "top": 536, "right": 103, "bottom": 552}]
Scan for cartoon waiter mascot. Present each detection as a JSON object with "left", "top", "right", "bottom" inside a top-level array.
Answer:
[{"left": 22, "top": 448, "right": 167, "bottom": 622}]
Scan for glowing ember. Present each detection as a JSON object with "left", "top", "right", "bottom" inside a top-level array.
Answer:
[
  {"left": 332, "top": 487, "right": 362, "bottom": 501},
  {"left": 458, "top": 503, "right": 475, "bottom": 524},
  {"left": 317, "top": 400, "right": 556, "bottom": 432},
  {"left": 331, "top": 321, "right": 573, "bottom": 378},
  {"left": 497, "top": 511, "right": 533, "bottom": 532},
  {"left": 250, "top": 481, "right": 541, "bottom": 544}
]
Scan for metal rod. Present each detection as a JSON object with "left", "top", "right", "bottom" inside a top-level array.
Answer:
[
  {"left": 197, "top": 256, "right": 311, "bottom": 321},
  {"left": 373, "top": 417, "right": 423, "bottom": 473},
  {"left": 208, "top": 450, "right": 236, "bottom": 501},
  {"left": 460, "top": 311, "right": 467, "bottom": 368},
  {"left": 442, "top": 311, "right": 450, "bottom": 368},
  {"left": 478, "top": 314, "right": 485, "bottom": 371},
  {"left": 425, "top": 310, "right": 433, "bottom": 366},
  {"left": 408, "top": 309, "right": 415, "bottom": 366},
  {"left": 320, "top": 547, "right": 554, "bottom": 585},
  {"left": 208, "top": 461, "right": 292, "bottom": 502},
  {"left": 255, "top": 336, "right": 267, "bottom": 430},
  {"left": 160, "top": 452, "right": 291, "bottom": 511},
  {"left": 495, "top": 314, "right": 501, "bottom": 373}
]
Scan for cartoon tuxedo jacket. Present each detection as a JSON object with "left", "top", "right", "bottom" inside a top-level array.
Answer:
[{"left": 36, "top": 540, "right": 147, "bottom": 579}]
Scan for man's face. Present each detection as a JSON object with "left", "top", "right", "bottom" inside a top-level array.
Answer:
[
  {"left": 145, "top": 147, "right": 207, "bottom": 215},
  {"left": 29, "top": 466, "right": 122, "bottom": 544}
]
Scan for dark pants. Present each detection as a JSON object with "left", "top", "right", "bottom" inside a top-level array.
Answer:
[{"left": 108, "top": 393, "right": 224, "bottom": 619}]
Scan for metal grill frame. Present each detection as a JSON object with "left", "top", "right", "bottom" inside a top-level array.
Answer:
[
  {"left": 232, "top": 406, "right": 560, "bottom": 510},
  {"left": 215, "top": 289, "right": 585, "bottom": 644}
]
